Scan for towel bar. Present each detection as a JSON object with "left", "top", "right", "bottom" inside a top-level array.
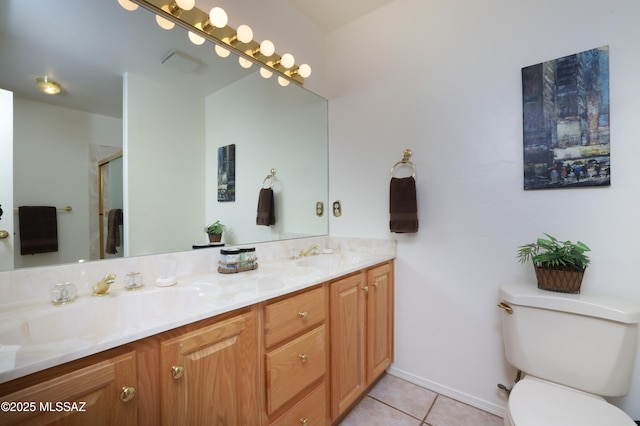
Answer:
[
  {"left": 262, "top": 168, "right": 276, "bottom": 189},
  {"left": 14, "top": 205, "right": 72, "bottom": 213},
  {"left": 390, "top": 149, "right": 416, "bottom": 178}
]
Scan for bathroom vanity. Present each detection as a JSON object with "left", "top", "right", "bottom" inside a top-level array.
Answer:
[{"left": 0, "top": 237, "right": 395, "bottom": 425}]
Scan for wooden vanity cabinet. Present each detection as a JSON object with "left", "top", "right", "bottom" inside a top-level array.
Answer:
[
  {"left": 263, "top": 285, "right": 329, "bottom": 425},
  {"left": 0, "top": 260, "right": 394, "bottom": 426},
  {"left": 158, "top": 307, "right": 260, "bottom": 426},
  {"left": 0, "top": 347, "right": 138, "bottom": 426},
  {"left": 330, "top": 261, "right": 394, "bottom": 421}
]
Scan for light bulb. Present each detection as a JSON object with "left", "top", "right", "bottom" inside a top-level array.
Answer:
[
  {"left": 118, "top": 0, "right": 138, "bottom": 11},
  {"left": 175, "top": 0, "right": 195, "bottom": 10},
  {"left": 260, "top": 40, "right": 275, "bottom": 57},
  {"left": 236, "top": 25, "right": 253, "bottom": 44},
  {"left": 215, "top": 45, "right": 230, "bottom": 58},
  {"left": 209, "top": 7, "right": 228, "bottom": 28},
  {"left": 156, "top": 14, "right": 175, "bottom": 30},
  {"left": 239, "top": 57, "right": 253, "bottom": 69},
  {"left": 260, "top": 68, "right": 273, "bottom": 79},
  {"left": 277, "top": 76, "right": 290, "bottom": 87},
  {"left": 36, "top": 77, "right": 61, "bottom": 95},
  {"left": 280, "top": 53, "right": 295, "bottom": 69},
  {"left": 298, "top": 64, "right": 312, "bottom": 78},
  {"left": 188, "top": 30, "right": 206, "bottom": 45}
]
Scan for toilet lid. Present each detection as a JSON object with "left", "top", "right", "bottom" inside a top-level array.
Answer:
[{"left": 508, "top": 377, "right": 636, "bottom": 426}]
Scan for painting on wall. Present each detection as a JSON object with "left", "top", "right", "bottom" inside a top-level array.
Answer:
[
  {"left": 522, "top": 46, "right": 610, "bottom": 190},
  {"left": 217, "top": 144, "right": 236, "bottom": 202}
]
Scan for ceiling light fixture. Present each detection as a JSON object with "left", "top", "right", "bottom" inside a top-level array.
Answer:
[
  {"left": 35, "top": 77, "right": 61, "bottom": 95},
  {"left": 119, "top": 0, "right": 311, "bottom": 86}
]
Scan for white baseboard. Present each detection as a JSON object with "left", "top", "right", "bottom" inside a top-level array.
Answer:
[{"left": 386, "top": 366, "right": 507, "bottom": 418}]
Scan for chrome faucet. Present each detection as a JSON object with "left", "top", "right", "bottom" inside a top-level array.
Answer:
[
  {"left": 92, "top": 273, "right": 117, "bottom": 296},
  {"left": 300, "top": 244, "right": 319, "bottom": 257}
]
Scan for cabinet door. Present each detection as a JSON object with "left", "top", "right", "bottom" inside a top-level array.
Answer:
[
  {"left": 366, "top": 262, "right": 394, "bottom": 383},
  {"left": 0, "top": 350, "right": 137, "bottom": 426},
  {"left": 329, "top": 272, "right": 366, "bottom": 419},
  {"left": 160, "top": 310, "right": 259, "bottom": 426}
]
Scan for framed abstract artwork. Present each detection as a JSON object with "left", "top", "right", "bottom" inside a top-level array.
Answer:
[
  {"left": 522, "top": 46, "right": 610, "bottom": 190},
  {"left": 217, "top": 144, "right": 236, "bottom": 201}
]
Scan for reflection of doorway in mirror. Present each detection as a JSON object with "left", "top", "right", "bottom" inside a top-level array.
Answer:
[
  {"left": 218, "top": 144, "right": 236, "bottom": 202},
  {"left": 96, "top": 152, "right": 124, "bottom": 259}
]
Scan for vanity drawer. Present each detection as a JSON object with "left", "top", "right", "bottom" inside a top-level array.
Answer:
[
  {"left": 266, "top": 325, "right": 326, "bottom": 414},
  {"left": 270, "top": 382, "right": 326, "bottom": 426},
  {"left": 264, "top": 286, "right": 325, "bottom": 348}
]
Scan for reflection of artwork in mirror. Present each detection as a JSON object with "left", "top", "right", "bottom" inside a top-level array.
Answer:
[
  {"left": 522, "top": 46, "right": 610, "bottom": 190},
  {"left": 218, "top": 144, "right": 236, "bottom": 202}
]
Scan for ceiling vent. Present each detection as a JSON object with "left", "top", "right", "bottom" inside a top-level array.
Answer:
[{"left": 161, "top": 50, "right": 202, "bottom": 73}]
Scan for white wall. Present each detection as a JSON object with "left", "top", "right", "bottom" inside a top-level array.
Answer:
[
  {"left": 0, "top": 89, "right": 13, "bottom": 271},
  {"left": 13, "top": 98, "right": 121, "bottom": 268},
  {"left": 124, "top": 73, "right": 206, "bottom": 257},
  {"left": 327, "top": 0, "right": 640, "bottom": 418}
]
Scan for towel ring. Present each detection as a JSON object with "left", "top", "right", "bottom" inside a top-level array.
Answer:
[
  {"left": 262, "top": 168, "right": 276, "bottom": 189},
  {"left": 390, "top": 149, "right": 416, "bottom": 178}
]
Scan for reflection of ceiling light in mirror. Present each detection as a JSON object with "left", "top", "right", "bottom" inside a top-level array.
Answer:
[
  {"left": 215, "top": 45, "right": 230, "bottom": 58},
  {"left": 156, "top": 13, "right": 175, "bottom": 30},
  {"left": 209, "top": 7, "right": 228, "bottom": 28},
  {"left": 277, "top": 77, "right": 290, "bottom": 87},
  {"left": 188, "top": 24, "right": 206, "bottom": 45},
  {"left": 280, "top": 53, "right": 295, "bottom": 69},
  {"left": 260, "top": 68, "right": 273, "bottom": 79},
  {"left": 236, "top": 25, "right": 253, "bottom": 44},
  {"left": 117, "top": 0, "right": 138, "bottom": 11},
  {"left": 297, "top": 64, "right": 312, "bottom": 78},
  {"left": 35, "top": 77, "right": 61, "bottom": 95},
  {"left": 239, "top": 57, "right": 253, "bottom": 69},
  {"left": 175, "top": 0, "right": 195, "bottom": 10}
]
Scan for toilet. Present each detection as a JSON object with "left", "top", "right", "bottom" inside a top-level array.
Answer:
[{"left": 498, "top": 282, "right": 640, "bottom": 426}]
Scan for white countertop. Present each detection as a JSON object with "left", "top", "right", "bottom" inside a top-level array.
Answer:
[{"left": 0, "top": 250, "right": 393, "bottom": 384}]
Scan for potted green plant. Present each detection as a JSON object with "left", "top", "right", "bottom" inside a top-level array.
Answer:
[
  {"left": 517, "top": 233, "right": 591, "bottom": 293},
  {"left": 204, "top": 221, "right": 226, "bottom": 243}
]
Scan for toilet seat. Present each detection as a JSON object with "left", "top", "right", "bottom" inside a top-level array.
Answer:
[{"left": 506, "top": 377, "right": 636, "bottom": 426}]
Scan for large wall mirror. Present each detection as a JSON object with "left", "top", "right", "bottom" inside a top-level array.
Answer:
[{"left": 0, "top": 0, "right": 328, "bottom": 272}]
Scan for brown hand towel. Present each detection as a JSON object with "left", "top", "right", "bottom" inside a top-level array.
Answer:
[
  {"left": 256, "top": 188, "right": 275, "bottom": 226},
  {"left": 18, "top": 206, "right": 58, "bottom": 255},
  {"left": 106, "top": 209, "right": 123, "bottom": 254},
  {"left": 390, "top": 177, "right": 418, "bottom": 233}
]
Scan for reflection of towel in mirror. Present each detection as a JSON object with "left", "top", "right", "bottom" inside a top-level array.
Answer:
[
  {"left": 256, "top": 188, "right": 275, "bottom": 226},
  {"left": 106, "top": 209, "right": 123, "bottom": 254},
  {"left": 389, "top": 177, "right": 418, "bottom": 233},
  {"left": 19, "top": 206, "right": 58, "bottom": 255}
]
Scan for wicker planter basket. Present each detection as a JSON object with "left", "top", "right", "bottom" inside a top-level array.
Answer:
[
  {"left": 208, "top": 233, "right": 222, "bottom": 243},
  {"left": 534, "top": 265, "right": 585, "bottom": 294}
]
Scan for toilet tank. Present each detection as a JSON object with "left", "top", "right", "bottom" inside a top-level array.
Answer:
[{"left": 499, "top": 283, "right": 640, "bottom": 397}]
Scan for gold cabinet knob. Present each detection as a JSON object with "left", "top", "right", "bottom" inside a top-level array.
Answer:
[
  {"left": 0, "top": 230, "right": 9, "bottom": 239},
  {"left": 172, "top": 365, "right": 185, "bottom": 379},
  {"left": 120, "top": 386, "right": 136, "bottom": 402},
  {"left": 298, "top": 311, "right": 308, "bottom": 320},
  {"left": 361, "top": 285, "right": 369, "bottom": 292},
  {"left": 299, "top": 418, "right": 309, "bottom": 425},
  {"left": 298, "top": 353, "right": 308, "bottom": 363}
]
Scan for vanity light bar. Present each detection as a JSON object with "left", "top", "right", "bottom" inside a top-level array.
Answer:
[{"left": 124, "top": 0, "right": 309, "bottom": 86}]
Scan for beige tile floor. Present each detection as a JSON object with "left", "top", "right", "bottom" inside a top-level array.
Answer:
[{"left": 339, "top": 374, "right": 503, "bottom": 426}]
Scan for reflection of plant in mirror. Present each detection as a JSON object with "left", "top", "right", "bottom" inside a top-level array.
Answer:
[{"left": 204, "top": 221, "right": 226, "bottom": 235}]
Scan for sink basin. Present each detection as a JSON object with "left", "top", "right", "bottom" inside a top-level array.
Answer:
[
  {"left": 0, "top": 284, "right": 220, "bottom": 347},
  {"left": 294, "top": 253, "right": 371, "bottom": 269}
]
